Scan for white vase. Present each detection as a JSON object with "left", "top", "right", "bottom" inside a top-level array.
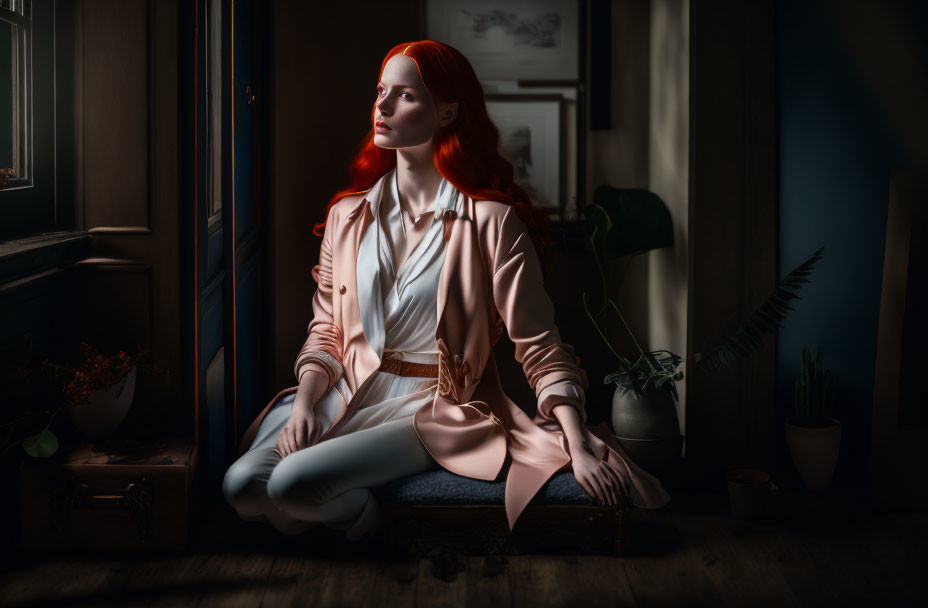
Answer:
[
  {"left": 67, "top": 365, "right": 137, "bottom": 440},
  {"left": 784, "top": 416, "right": 842, "bottom": 492}
]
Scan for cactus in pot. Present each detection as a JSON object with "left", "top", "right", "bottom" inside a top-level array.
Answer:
[
  {"left": 786, "top": 344, "right": 841, "bottom": 491},
  {"left": 793, "top": 344, "right": 834, "bottom": 426}
]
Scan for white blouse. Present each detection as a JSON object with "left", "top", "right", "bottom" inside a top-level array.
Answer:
[
  {"left": 330, "top": 168, "right": 458, "bottom": 436},
  {"left": 356, "top": 167, "right": 459, "bottom": 366}
]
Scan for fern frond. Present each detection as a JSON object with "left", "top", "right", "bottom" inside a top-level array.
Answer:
[{"left": 695, "top": 247, "right": 824, "bottom": 374}]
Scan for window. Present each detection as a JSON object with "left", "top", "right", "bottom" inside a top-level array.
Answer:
[
  {"left": 207, "top": 0, "right": 222, "bottom": 216},
  {"left": 0, "top": 0, "right": 31, "bottom": 189},
  {"left": 0, "top": 0, "right": 61, "bottom": 243}
]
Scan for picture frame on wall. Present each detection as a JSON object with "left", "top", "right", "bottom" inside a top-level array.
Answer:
[
  {"left": 426, "top": 0, "right": 580, "bottom": 82},
  {"left": 485, "top": 94, "right": 564, "bottom": 215}
]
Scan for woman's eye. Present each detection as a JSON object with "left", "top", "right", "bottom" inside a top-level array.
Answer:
[{"left": 375, "top": 87, "right": 411, "bottom": 100}]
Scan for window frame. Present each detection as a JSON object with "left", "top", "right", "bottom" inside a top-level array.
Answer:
[
  {"left": 0, "top": 0, "right": 33, "bottom": 189},
  {"left": 0, "top": 0, "right": 65, "bottom": 244}
]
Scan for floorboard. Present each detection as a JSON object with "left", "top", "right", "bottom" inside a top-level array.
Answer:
[
  {"left": 621, "top": 513, "right": 722, "bottom": 607},
  {"left": 1, "top": 490, "right": 925, "bottom": 608},
  {"left": 259, "top": 555, "right": 330, "bottom": 608}
]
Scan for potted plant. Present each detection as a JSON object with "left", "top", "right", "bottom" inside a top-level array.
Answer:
[
  {"left": 41, "top": 342, "right": 163, "bottom": 442},
  {"left": 582, "top": 187, "right": 683, "bottom": 472},
  {"left": 785, "top": 344, "right": 840, "bottom": 492},
  {"left": 583, "top": 185, "right": 825, "bottom": 472}
]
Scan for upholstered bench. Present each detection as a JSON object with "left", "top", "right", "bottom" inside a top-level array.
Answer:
[
  {"left": 366, "top": 342, "right": 633, "bottom": 555},
  {"left": 371, "top": 469, "right": 630, "bottom": 555}
]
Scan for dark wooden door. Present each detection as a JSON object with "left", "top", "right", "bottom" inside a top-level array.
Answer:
[
  {"left": 189, "top": 0, "right": 268, "bottom": 494},
  {"left": 227, "top": 0, "right": 269, "bottom": 458}
]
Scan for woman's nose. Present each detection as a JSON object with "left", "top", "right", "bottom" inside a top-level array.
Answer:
[{"left": 376, "top": 97, "right": 393, "bottom": 116}]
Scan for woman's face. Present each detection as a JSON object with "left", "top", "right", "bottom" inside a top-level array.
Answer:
[{"left": 373, "top": 54, "right": 451, "bottom": 150}]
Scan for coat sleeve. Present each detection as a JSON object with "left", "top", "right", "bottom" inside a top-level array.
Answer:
[
  {"left": 490, "top": 204, "right": 589, "bottom": 425},
  {"left": 293, "top": 205, "right": 344, "bottom": 393}
]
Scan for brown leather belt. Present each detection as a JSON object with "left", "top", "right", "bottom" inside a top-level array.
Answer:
[{"left": 378, "top": 357, "right": 439, "bottom": 378}]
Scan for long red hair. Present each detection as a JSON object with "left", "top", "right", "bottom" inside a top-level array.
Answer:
[{"left": 311, "top": 40, "right": 554, "bottom": 267}]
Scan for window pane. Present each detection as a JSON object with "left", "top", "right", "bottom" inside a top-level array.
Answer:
[
  {"left": 0, "top": 20, "right": 12, "bottom": 171},
  {"left": 208, "top": 0, "right": 221, "bottom": 214}
]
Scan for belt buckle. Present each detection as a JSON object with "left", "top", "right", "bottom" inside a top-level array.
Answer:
[{"left": 383, "top": 357, "right": 403, "bottom": 375}]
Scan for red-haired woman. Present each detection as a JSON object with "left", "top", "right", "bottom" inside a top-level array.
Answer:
[{"left": 223, "top": 41, "right": 669, "bottom": 541}]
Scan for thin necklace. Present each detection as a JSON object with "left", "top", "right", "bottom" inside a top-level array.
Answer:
[{"left": 400, "top": 203, "right": 430, "bottom": 236}]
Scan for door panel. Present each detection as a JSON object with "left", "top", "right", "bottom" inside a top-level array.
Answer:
[
  {"left": 236, "top": 253, "right": 261, "bottom": 441},
  {"left": 189, "top": 0, "right": 267, "bottom": 494},
  {"left": 229, "top": 0, "right": 268, "bottom": 447},
  {"left": 193, "top": 0, "right": 228, "bottom": 493}
]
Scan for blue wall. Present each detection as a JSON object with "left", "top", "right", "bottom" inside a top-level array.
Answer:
[{"left": 775, "top": 0, "right": 927, "bottom": 488}]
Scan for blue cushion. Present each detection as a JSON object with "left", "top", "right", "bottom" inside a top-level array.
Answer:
[{"left": 373, "top": 470, "right": 593, "bottom": 506}]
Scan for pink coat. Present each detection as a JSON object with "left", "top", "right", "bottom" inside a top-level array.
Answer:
[{"left": 239, "top": 177, "right": 671, "bottom": 531}]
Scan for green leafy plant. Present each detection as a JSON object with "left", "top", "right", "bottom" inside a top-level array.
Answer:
[
  {"left": 792, "top": 343, "right": 835, "bottom": 426},
  {"left": 582, "top": 185, "right": 825, "bottom": 400},
  {"left": 582, "top": 187, "right": 683, "bottom": 400}
]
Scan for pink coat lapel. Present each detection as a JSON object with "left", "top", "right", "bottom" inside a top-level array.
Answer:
[{"left": 336, "top": 193, "right": 380, "bottom": 395}]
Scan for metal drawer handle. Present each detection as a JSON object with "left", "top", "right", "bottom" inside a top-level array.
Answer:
[{"left": 68, "top": 481, "right": 152, "bottom": 511}]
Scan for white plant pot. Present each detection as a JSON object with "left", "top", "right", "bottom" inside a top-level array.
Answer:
[
  {"left": 67, "top": 365, "right": 137, "bottom": 440},
  {"left": 785, "top": 416, "right": 841, "bottom": 492}
]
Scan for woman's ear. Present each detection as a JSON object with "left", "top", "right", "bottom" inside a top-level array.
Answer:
[{"left": 439, "top": 102, "right": 459, "bottom": 127}]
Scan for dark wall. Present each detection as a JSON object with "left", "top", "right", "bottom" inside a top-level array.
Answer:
[
  {"left": 775, "top": 0, "right": 928, "bottom": 489},
  {"left": 270, "top": 0, "right": 423, "bottom": 390}
]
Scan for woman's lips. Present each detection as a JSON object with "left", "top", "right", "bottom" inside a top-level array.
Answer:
[{"left": 375, "top": 121, "right": 392, "bottom": 132}]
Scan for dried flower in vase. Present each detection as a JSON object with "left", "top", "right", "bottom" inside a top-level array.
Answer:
[{"left": 41, "top": 342, "right": 166, "bottom": 406}]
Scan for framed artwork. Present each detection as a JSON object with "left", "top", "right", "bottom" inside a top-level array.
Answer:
[
  {"left": 426, "top": 0, "right": 580, "bottom": 82},
  {"left": 485, "top": 94, "right": 564, "bottom": 214}
]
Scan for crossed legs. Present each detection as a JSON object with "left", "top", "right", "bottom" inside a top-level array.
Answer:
[{"left": 223, "top": 395, "right": 438, "bottom": 540}]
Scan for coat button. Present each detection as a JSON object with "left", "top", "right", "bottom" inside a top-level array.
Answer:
[{"left": 339, "top": 285, "right": 346, "bottom": 294}]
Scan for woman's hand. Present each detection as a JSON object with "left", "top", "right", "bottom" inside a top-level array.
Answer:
[
  {"left": 570, "top": 440, "right": 623, "bottom": 507},
  {"left": 276, "top": 390, "right": 319, "bottom": 458},
  {"left": 550, "top": 404, "right": 621, "bottom": 506},
  {"left": 276, "top": 365, "right": 330, "bottom": 458}
]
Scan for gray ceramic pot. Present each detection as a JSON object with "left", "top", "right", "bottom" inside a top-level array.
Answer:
[{"left": 611, "top": 384, "right": 683, "bottom": 473}]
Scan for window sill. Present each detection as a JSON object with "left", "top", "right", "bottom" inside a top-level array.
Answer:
[{"left": 0, "top": 230, "right": 93, "bottom": 286}]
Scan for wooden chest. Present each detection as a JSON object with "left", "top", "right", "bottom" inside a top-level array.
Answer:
[{"left": 18, "top": 438, "right": 198, "bottom": 552}]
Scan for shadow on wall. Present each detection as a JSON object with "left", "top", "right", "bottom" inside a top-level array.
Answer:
[
  {"left": 821, "top": 0, "right": 928, "bottom": 177},
  {"left": 775, "top": 0, "right": 928, "bottom": 491}
]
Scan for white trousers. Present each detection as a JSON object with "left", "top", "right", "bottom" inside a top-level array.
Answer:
[{"left": 222, "top": 391, "right": 439, "bottom": 541}]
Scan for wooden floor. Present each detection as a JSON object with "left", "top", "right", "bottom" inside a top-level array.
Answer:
[{"left": 1, "top": 489, "right": 925, "bottom": 607}]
